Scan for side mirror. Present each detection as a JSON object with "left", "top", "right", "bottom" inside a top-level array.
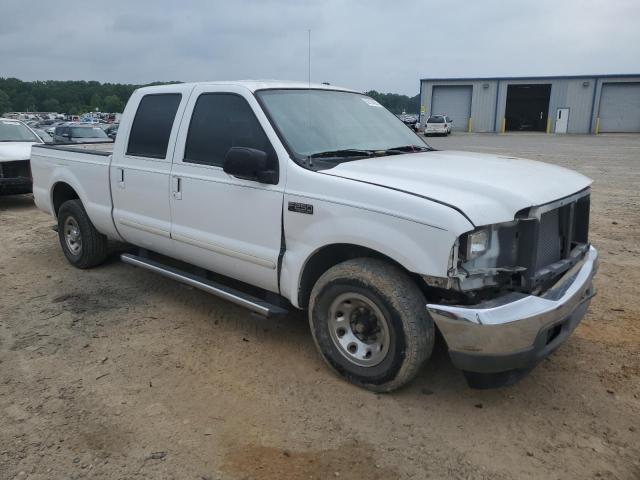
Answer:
[{"left": 223, "top": 147, "right": 278, "bottom": 184}]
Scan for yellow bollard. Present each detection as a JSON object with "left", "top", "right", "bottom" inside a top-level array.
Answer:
[
  {"left": 501, "top": 118, "right": 506, "bottom": 133},
  {"left": 468, "top": 118, "right": 473, "bottom": 133},
  {"left": 595, "top": 117, "right": 600, "bottom": 134}
]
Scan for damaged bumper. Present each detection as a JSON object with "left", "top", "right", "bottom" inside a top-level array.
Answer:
[{"left": 427, "top": 246, "right": 598, "bottom": 388}]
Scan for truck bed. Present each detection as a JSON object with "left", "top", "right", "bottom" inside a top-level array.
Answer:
[{"left": 33, "top": 142, "right": 114, "bottom": 156}]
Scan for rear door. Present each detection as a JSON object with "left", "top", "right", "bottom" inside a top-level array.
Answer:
[
  {"left": 110, "top": 85, "right": 192, "bottom": 255},
  {"left": 168, "top": 84, "right": 285, "bottom": 293}
]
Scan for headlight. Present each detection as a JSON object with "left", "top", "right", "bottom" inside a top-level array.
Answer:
[{"left": 464, "top": 228, "right": 490, "bottom": 260}]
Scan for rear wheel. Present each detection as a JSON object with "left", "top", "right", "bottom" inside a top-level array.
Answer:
[
  {"left": 57, "top": 199, "right": 108, "bottom": 268},
  {"left": 309, "top": 258, "right": 434, "bottom": 392}
]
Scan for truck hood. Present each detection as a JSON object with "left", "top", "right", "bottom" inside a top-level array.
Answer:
[
  {"left": 0, "top": 142, "right": 37, "bottom": 162},
  {"left": 324, "top": 150, "right": 592, "bottom": 226}
]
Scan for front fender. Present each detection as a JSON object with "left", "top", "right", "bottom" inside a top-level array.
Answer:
[{"left": 281, "top": 195, "right": 462, "bottom": 308}]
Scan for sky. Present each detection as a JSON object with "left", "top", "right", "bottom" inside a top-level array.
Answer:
[{"left": 1, "top": 0, "right": 639, "bottom": 95}]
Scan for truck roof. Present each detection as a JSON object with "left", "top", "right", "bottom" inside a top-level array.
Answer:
[{"left": 135, "top": 80, "right": 357, "bottom": 94}]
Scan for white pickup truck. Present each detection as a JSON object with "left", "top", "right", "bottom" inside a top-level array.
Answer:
[{"left": 31, "top": 81, "right": 598, "bottom": 391}]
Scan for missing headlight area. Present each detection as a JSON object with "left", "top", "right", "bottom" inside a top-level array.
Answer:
[{"left": 451, "top": 189, "right": 591, "bottom": 295}]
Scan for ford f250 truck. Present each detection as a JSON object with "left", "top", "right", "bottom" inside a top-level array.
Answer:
[{"left": 31, "top": 81, "right": 598, "bottom": 391}]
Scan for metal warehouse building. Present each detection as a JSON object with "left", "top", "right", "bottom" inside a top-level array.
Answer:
[{"left": 419, "top": 74, "right": 640, "bottom": 134}]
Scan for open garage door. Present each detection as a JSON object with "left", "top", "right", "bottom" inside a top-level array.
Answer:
[
  {"left": 505, "top": 84, "right": 551, "bottom": 132},
  {"left": 598, "top": 83, "right": 640, "bottom": 133},
  {"left": 431, "top": 86, "right": 472, "bottom": 131}
]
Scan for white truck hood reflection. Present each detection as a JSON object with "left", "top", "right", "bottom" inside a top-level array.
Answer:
[{"left": 324, "top": 150, "right": 592, "bottom": 226}]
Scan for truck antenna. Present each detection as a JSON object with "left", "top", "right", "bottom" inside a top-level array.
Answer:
[{"left": 308, "top": 29, "right": 311, "bottom": 87}]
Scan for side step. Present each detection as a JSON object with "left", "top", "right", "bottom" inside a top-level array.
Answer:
[{"left": 120, "top": 253, "right": 288, "bottom": 317}]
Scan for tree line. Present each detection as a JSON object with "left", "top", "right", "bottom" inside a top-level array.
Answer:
[
  {"left": 0, "top": 78, "right": 179, "bottom": 115},
  {"left": 0, "top": 77, "right": 419, "bottom": 116},
  {"left": 365, "top": 90, "right": 420, "bottom": 114}
]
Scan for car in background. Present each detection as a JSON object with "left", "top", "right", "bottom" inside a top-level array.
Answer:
[
  {"left": 424, "top": 115, "right": 452, "bottom": 136},
  {"left": 103, "top": 123, "right": 119, "bottom": 139},
  {"left": 45, "top": 121, "right": 66, "bottom": 135},
  {"left": 32, "top": 128, "right": 54, "bottom": 144},
  {"left": 0, "top": 118, "right": 43, "bottom": 195},
  {"left": 398, "top": 114, "right": 420, "bottom": 132},
  {"left": 53, "top": 124, "right": 113, "bottom": 144}
]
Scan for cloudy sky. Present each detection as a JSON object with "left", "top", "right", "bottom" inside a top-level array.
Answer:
[{"left": 1, "top": 0, "right": 639, "bottom": 95}]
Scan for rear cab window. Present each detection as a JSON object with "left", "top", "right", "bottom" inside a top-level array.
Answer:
[
  {"left": 428, "top": 116, "right": 445, "bottom": 123},
  {"left": 126, "top": 94, "right": 182, "bottom": 159}
]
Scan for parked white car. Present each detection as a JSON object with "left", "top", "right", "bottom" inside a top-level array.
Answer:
[
  {"left": 30, "top": 81, "right": 598, "bottom": 391},
  {"left": 425, "top": 115, "right": 452, "bottom": 136},
  {"left": 0, "top": 118, "right": 43, "bottom": 195}
]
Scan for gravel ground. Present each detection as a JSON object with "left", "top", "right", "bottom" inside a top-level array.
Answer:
[{"left": 1, "top": 133, "right": 639, "bottom": 479}]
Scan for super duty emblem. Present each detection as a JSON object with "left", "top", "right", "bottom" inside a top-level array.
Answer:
[{"left": 288, "top": 201, "right": 313, "bottom": 215}]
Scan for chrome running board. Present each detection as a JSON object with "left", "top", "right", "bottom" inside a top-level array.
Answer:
[{"left": 121, "top": 253, "right": 288, "bottom": 317}]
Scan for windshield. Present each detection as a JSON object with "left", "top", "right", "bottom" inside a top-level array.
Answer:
[
  {"left": 0, "top": 120, "right": 40, "bottom": 142},
  {"left": 256, "top": 89, "right": 430, "bottom": 164},
  {"left": 71, "top": 127, "right": 108, "bottom": 138},
  {"left": 427, "top": 116, "right": 445, "bottom": 123}
]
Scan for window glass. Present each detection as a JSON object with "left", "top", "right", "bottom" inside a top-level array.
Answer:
[
  {"left": 257, "top": 90, "right": 424, "bottom": 158},
  {"left": 0, "top": 120, "right": 40, "bottom": 142},
  {"left": 184, "top": 93, "right": 275, "bottom": 168},
  {"left": 126, "top": 93, "right": 181, "bottom": 159},
  {"left": 70, "top": 127, "right": 108, "bottom": 138},
  {"left": 428, "top": 116, "right": 445, "bottom": 123}
]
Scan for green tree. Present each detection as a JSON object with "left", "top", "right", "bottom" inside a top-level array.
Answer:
[
  {"left": 0, "top": 89, "right": 11, "bottom": 115},
  {"left": 102, "top": 95, "right": 124, "bottom": 113},
  {"left": 90, "top": 93, "right": 102, "bottom": 111},
  {"left": 42, "top": 98, "right": 61, "bottom": 112},
  {"left": 364, "top": 90, "right": 420, "bottom": 114}
]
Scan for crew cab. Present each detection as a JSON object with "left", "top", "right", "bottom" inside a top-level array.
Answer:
[
  {"left": 30, "top": 81, "right": 598, "bottom": 391},
  {"left": 0, "top": 118, "right": 43, "bottom": 195}
]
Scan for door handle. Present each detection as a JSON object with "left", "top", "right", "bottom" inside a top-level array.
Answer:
[
  {"left": 172, "top": 176, "right": 182, "bottom": 200},
  {"left": 117, "top": 168, "right": 125, "bottom": 189}
]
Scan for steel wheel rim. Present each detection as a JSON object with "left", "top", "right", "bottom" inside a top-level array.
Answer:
[
  {"left": 328, "top": 292, "right": 390, "bottom": 367},
  {"left": 63, "top": 216, "right": 82, "bottom": 255}
]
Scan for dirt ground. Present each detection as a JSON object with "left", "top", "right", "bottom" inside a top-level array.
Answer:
[{"left": 1, "top": 133, "right": 639, "bottom": 480}]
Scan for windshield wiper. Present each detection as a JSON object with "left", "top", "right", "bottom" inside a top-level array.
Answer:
[
  {"left": 383, "top": 145, "right": 433, "bottom": 154},
  {"left": 308, "top": 149, "right": 376, "bottom": 159}
]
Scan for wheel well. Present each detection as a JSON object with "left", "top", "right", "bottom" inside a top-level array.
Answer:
[
  {"left": 297, "top": 243, "right": 413, "bottom": 308},
  {"left": 52, "top": 182, "right": 79, "bottom": 216}
]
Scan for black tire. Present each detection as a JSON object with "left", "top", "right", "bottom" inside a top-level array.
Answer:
[
  {"left": 309, "top": 258, "right": 434, "bottom": 392},
  {"left": 57, "top": 199, "right": 108, "bottom": 269}
]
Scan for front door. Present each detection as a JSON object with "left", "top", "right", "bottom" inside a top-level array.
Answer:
[
  {"left": 169, "top": 85, "right": 285, "bottom": 293},
  {"left": 110, "top": 86, "right": 192, "bottom": 255},
  {"left": 555, "top": 108, "right": 569, "bottom": 134}
]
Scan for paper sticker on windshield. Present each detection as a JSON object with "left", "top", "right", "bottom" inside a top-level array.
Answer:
[
  {"left": 362, "top": 98, "right": 383, "bottom": 108},
  {"left": 1, "top": 120, "right": 21, "bottom": 125}
]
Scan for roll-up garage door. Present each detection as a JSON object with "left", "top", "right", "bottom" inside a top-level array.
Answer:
[
  {"left": 598, "top": 83, "right": 640, "bottom": 132},
  {"left": 431, "top": 86, "right": 472, "bottom": 131}
]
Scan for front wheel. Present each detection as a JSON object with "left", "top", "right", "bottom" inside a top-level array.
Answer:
[{"left": 309, "top": 258, "right": 434, "bottom": 392}]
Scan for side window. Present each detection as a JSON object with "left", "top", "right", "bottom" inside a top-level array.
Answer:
[
  {"left": 126, "top": 93, "right": 181, "bottom": 159},
  {"left": 184, "top": 93, "right": 276, "bottom": 168}
]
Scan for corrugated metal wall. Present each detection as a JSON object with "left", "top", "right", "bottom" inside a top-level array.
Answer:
[
  {"left": 431, "top": 86, "right": 472, "bottom": 131},
  {"left": 420, "top": 75, "right": 640, "bottom": 134}
]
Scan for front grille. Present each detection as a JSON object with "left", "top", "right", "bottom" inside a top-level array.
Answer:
[
  {"left": 519, "top": 192, "right": 590, "bottom": 289},
  {"left": 536, "top": 209, "right": 563, "bottom": 268},
  {"left": 0, "top": 160, "right": 31, "bottom": 179}
]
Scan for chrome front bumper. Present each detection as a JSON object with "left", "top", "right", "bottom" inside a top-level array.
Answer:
[{"left": 427, "top": 246, "right": 598, "bottom": 376}]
